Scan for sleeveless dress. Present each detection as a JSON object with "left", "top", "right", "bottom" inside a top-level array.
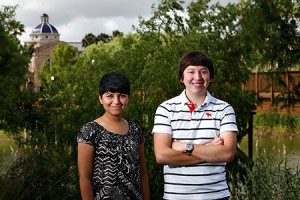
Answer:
[{"left": 77, "top": 121, "right": 144, "bottom": 200}]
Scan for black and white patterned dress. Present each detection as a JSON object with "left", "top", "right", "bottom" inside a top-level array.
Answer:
[{"left": 77, "top": 121, "right": 144, "bottom": 200}]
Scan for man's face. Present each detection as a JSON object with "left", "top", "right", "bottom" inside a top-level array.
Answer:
[{"left": 181, "top": 65, "right": 211, "bottom": 96}]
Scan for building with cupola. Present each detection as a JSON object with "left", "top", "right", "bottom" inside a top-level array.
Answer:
[
  {"left": 29, "top": 13, "right": 60, "bottom": 44},
  {"left": 25, "top": 13, "right": 84, "bottom": 91}
]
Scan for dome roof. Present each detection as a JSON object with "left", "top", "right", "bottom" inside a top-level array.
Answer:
[
  {"left": 32, "top": 23, "right": 58, "bottom": 34},
  {"left": 32, "top": 13, "right": 59, "bottom": 34}
]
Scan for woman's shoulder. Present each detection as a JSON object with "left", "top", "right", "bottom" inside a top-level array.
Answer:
[
  {"left": 77, "top": 121, "right": 105, "bottom": 145},
  {"left": 81, "top": 121, "right": 99, "bottom": 130},
  {"left": 128, "top": 120, "right": 141, "bottom": 128},
  {"left": 128, "top": 120, "right": 144, "bottom": 143},
  {"left": 128, "top": 120, "right": 143, "bottom": 135},
  {"left": 79, "top": 121, "right": 105, "bottom": 136}
]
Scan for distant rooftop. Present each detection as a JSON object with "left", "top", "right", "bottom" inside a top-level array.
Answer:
[
  {"left": 32, "top": 13, "right": 59, "bottom": 34},
  {"left": 67, "top": 42, "right": 85, "bottom": 52}
]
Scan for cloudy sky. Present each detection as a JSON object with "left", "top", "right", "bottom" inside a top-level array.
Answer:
[{"left": 2, "top": 0, "right": 237, "bottom": 44}]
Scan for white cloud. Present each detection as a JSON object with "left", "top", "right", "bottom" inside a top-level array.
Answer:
[
  {"left": 104, "top": 20, "right": 119, "bottom": 33},
  {"left": 2, "top": 0, "right": 237, "bottom": 44}
]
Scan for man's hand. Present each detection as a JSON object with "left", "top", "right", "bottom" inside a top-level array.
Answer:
[
  {"left": 206, "top": 136, "right": 224, "bottom": 145},
  {"left": 172, "top": 141, "right": 186, "bottom": 152}
]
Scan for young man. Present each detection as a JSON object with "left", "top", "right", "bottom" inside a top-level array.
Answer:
[{"left": 152, "top": 51, "right": 238, "bottom": 200}]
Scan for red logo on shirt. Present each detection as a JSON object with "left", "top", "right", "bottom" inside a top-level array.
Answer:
[
  {"left": 205, "top": 112, "right": 212, "bottom": 117},
  {"left": 187, "top": 103, "right": 196, "bottom": 113}
]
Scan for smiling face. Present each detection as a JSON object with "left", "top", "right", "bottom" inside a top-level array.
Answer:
[
  {"left": 99, "top": 92, "right": 129, "bottom": 117},
  {"left": 181, "top": 65, "right": 212, "bottom": 97}
]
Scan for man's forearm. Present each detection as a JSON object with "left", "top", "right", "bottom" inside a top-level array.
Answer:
[{"left": 155, "top": 148, "right": 205, "bottom": 166}]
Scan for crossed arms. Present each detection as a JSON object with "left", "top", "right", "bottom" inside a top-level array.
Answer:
[{"left": 153, "top": 131, "right": 237, "bottom": 166}]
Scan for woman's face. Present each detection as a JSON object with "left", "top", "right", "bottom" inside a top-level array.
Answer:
[{"left": 99, "top": 92, "right": 129, "bottom": 117}]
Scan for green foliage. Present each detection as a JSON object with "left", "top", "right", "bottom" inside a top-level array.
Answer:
[
  {"left": 143, "top": 133, "right": 164, "bottom": 197},
  {"left": 0, "top": 147, "right": 80, "bottom": 200},
  {"left": 0, "top": 5, "right": 31, "bottom": 133},
  {"left": 0, "top": 5, "right": 24, "bottom": 39},
  {"left": 0, "top": 43, "right": 83, "bottom": 199},
  {"left": 254, "top": 113, "right": 300, "bottom": 137},
  {"left": 38, "top": 43, "right": 78, "bottom": 88},
  {"left": 81, "top": 30, "right": 123, "bottom": 47},
  {"left": 240, "top": 0, "right": 300, "bottom": 109},
  {"left": 231, "top": 150, "right": 300, "bottom": 200},
  {"left": 240, "top": 0, "right": 300, "bottom": 70},
  {"left": 136, "top": 0, "right": 186, "bottom": 37},
  {"left": 81, "top": 33, "right": 97, "bottom": 47}
]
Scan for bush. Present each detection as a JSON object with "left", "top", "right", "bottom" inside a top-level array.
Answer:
[
  {"left": 0, "top": 145, "right": 80, "bottom": 200},
  {"left": 230, "top": 149, "right": 300, "bottom": 200}
]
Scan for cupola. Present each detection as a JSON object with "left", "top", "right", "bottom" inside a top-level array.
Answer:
[{"left": 29, "top": 13, "right": 60, "bottom": 42}]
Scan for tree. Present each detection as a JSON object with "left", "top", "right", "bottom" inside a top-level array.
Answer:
[
  {"left": 240, "top": 0, "right": 300, "bottom": 108},
  {"left": 97, "top": 33, "right": 112, "bottom": 43},
  {"left": 0, "top": 43, "right": 81, "bottom": 200},
  {"left": 136, "top": 0, "right": 187, "bottom": 42},
  {"left": 0, "top": 5, "right": 30, "bottom": 132},
  {"left": 112, "top": 30, "right": 123, "bottom": 38},
  {"left": 82, "top": 30, "right": 123, "bottom": 47},
  {"left": 241, "top": 0, "right": 300, "bottom": 70},
  {"left": 81, "top": 32, "right": 97, "bottom": 47}
]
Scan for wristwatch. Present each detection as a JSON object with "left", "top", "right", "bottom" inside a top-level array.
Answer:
[{"left": 185, "top": 143, "right": 194, "bottom": 155}]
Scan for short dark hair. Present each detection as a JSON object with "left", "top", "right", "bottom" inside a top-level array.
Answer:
[
  {"left": 178, "top": 51, "right": 214, "bottom": 84},
  {"left": 99, "top": 72, "right": 130, "bottom": 96}
]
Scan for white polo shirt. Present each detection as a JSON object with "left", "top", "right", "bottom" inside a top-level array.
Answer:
[{"left": 152, "top": 90, "right": 238, "bottom": 200}]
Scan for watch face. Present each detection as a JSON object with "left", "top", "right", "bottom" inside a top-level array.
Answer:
[
  {"left": 185, "top": 143, "right": 194, "bottom": 155},
  {"left": 186, "top": 144, "right": 193, "bottom": 151}
]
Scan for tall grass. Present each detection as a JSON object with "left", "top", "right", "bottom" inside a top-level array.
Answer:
[
  {"left": 229, "top": 149, "right": 300, "bottom": 200},
  {"left": 0, "top": 132, "right": 18, "bottom": 174},
  {"left": 0, "top": 132, "right": 80, "bottom": 200}
]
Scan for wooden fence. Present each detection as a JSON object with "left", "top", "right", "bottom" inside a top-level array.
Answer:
[{"left": 242, "top": 71, "right": 300, "bottom": 116}]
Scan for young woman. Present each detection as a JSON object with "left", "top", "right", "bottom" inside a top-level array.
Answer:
[{"left": 77, "top": 72, "right": 149, "bottom": 200}]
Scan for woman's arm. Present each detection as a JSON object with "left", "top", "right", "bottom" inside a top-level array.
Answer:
[
  {"left": 139, "top": 143, "right": 150, "bottom": 200},
  {"left": 78, "top": 143, "right": 95, "bottom": 200}
]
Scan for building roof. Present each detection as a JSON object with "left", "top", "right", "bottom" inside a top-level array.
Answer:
[
  {"left": 32, "top": 13, "right": 59, "bottom": 34},
  {"left": 67, "top": 42, "right": 85, "bottom": 52}
]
